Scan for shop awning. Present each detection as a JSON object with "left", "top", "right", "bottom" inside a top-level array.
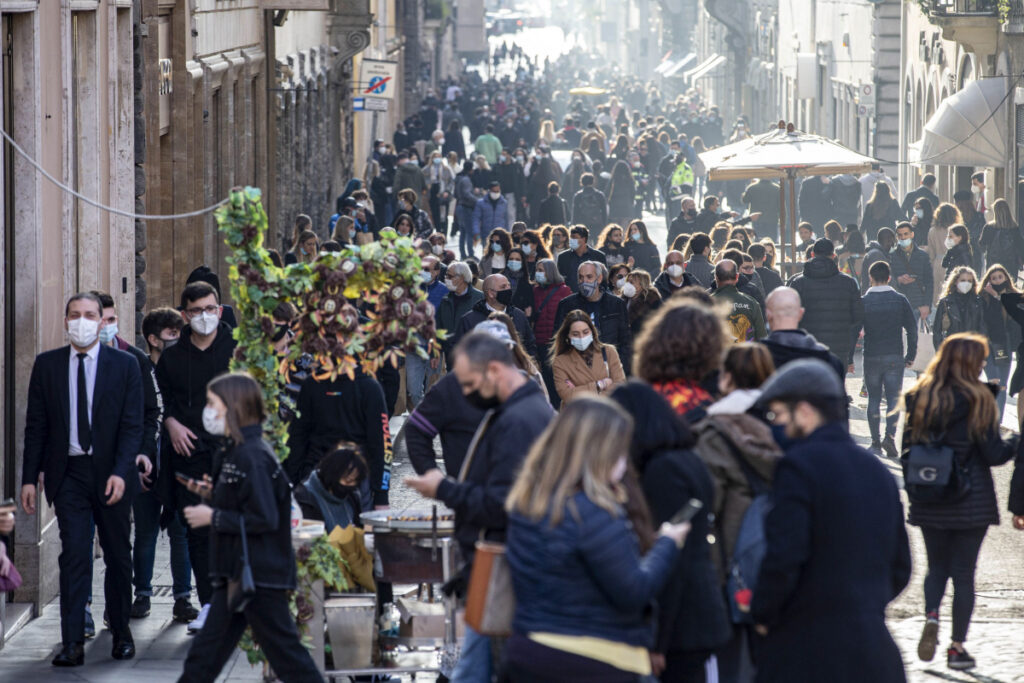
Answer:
[
  {"left": 913, "top": 77, "right": 1008, "bottom": 167},
  {"left": 662, "top": 54, "right": 696, "bottom": 77},
  {"left": 686, "top": 54, "right": 727, "bottom": 83}
]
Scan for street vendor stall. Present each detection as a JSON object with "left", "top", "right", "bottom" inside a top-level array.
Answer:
[{"left": 699, "top": 122, "right": 876, "bottom": 274}]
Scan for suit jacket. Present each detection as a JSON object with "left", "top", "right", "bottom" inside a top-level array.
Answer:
[{"left": 23, "top": 344, "right": 144, "bottom": 504}]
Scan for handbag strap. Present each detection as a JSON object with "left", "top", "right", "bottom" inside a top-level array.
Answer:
[
  {"left": 458, "top": 409, "right": 497, "bottom": 482},
  {"left": 238, "top": 515, "right": 251, "bottom": 569}
]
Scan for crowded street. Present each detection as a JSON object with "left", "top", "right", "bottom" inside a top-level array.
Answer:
[{"left": 3, "top": 1, "right": 1024, "bottom": 682}]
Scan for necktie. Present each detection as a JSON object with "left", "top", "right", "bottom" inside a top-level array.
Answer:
[{"left": 77, "top": 353, "right": 92, "bottom": 454}]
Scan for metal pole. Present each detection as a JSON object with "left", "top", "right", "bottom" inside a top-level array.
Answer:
[
  {"left": 778, "top": 177, "right": 787, "bottom": 274},
  {"left": 789, "top": 172, "right": 798, "bottom": 271}
]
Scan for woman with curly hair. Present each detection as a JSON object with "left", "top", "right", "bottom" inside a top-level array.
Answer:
[
  {"left": 598, "top": 223, "right": 628, "bottom": 267},
  {"left": 634, "top": 300, "right": 725, "bottom": 423},
  {"left": 933, "top": 266, "right": 983, "bottom": 350}
]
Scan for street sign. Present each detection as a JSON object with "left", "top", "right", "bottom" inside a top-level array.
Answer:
[
  {"left": 857, "top": 83, "right": 876, "bottom": 106},
  {"left": 364, "top": 97, "right": 388, "bottom": 112},
  {"left": 353, "top": 97, "right": 365, "bottom": 111},
  {"left": 359, "top": 59, "right": 398, "bottom": 100}
]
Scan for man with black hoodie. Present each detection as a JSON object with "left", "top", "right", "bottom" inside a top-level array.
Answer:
[
  {"left": 787, "top": 240, "right": 864, "bottom": 379},
  {"left": 154, "top": 281, "right": 236, "bottom": 633},
  {"left": 667, "top": 196, "right": 699, "bottom": 250},
  {"left": 453, "top": 274, "right": 538, "bottom": 360}
]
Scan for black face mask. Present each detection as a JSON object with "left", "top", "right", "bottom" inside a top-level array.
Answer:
[
  {"left": 993, "top": 281, "right": 1009, "bottom": 292},
  {"left": 272, "top": 323, "right": 290, "bottom": 343},
  {"left": 686, "top": 209, "right": 697, "bottom": 218},
  {"left": 465, "top": 387, "right": 500, "bottom": 411},
  {"left": 329, "top": 483, "right": 357, "bottom": 499},
  {"left": 495, "top": 289, "right": 514, "bottom": 306}
]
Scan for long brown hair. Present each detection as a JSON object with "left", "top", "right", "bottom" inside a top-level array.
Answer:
[
  {"left": 550, "top": 310, "right": 604, "bottom": 359},
  {"left": 992, "top": 197, "right": 1016, "bottom": 229},
  {"left": 903, "top": 333, "right": 997, "bottom": 442},
  {"left": 487, "top": 312, "right": 538, "bottom": 375},
  {"left": 207, "top": 372, "right": 267, "bottom": 441},
  {"left": 980, "top": 264, "right": 1019, "bottom": 295}
]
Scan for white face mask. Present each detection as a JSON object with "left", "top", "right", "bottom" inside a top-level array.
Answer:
[
  {"left": 666, "top": 264, "right": 684, "bottom": 278},
  {"left": 945, "top": 237, "right": 957, "bottom": 250},
  {"left": 432, "top": 244, "right": 444, "bottom": 255},
  {"left": 444, "top": 278, "right": 456, "bottom": 291},
  {"left": 610, "top": 455, "right": 628, "bottom": 483},
  {"left": 972, "top": 185, "right": 982, "bottom": 195},
  {"left": 914, "top": 208, "right": 924, "bottom": 219},
  {"left": 957, "top": 280, "right": 974, "bottom": 294},
  {"left": 616, "top": 277, "right": 627, "bottom": 289},
  {"left": 68, "top": 318, "right": 100, "bottom": 348},
  {"left": 620, "top": 282, "right": 636, "bottom": 298},
  {"left": 191, "top": 310, "right": 219, "bottom": 336},
  {"left": 570, "top": 334, "right": 593, "bottom": 352},
  {"left": 489, "top": 191, "right": 501, "bottom": 200},
  {"left": 202, "top": 405, "right": 226, "bottom": 436}
]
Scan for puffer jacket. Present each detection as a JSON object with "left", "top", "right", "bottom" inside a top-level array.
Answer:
[
  {"left": 933, "top": 292, "right": 984, "bottom": 349},
  {"left": 693, "top": 413, "right": 782, "bottom": 582},
  {"left": 941, "top": 242, "right": 974, "bottom": 279},
  {"left": 507, "top": 491, "right": 679, "bottom": 647},
  {"left": 788, "top": 257, "right": 864, "bottom": 364},
  {"left": 471, "top": 195, "right": 508, "bottom": 240},
  {"left": 904, "top": 389, "right": 1018, "bottom": 529}
]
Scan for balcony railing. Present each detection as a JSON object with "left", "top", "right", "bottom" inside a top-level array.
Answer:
[{"left": 929, "top": 0, "right": 998, "bottom": 16}]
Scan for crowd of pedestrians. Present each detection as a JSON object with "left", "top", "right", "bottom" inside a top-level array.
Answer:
[{"left": 10, "top": 38, "right": 1024, "bottom": 683}]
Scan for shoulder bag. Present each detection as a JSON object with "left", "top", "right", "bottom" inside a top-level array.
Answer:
[
  {"left": 461, "top": 411, "right": 514, "bottom": 636},
  {"left": 227, "top": 515, "right": 256, "bottom": 613},
  {"left": 901, "top": 432, "right": 971, "bottom": 504}
]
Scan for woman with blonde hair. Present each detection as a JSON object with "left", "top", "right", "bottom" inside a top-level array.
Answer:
[
  {"left": 902, "top": 333, "right": 1018, "bottom": 671},
  {"left": 550, "top": 310, "right": 626, "bottom": 403},
  {"left": 505, "top": 397, "right": 691, "bottom": 682},
  {"left": 625, "top": 269, "right": 661, "bottom": 335},
  {"left": 538, "top": 120, "right": 556, "bottom": 145},
  {"left": 933, "top": 266, "right": 983, "bottom": 349},
  {"left": 286, "top": 229, "right": 319, "bottom": 265}
]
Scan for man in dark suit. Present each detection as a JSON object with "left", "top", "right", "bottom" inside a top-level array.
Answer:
[
  {"left": 751, "top": 360, "right": 911, "bottom": 682},
  {"left": 900, "top": 172, "right": 940, "bottom": 220},
  {"left": 21, "top": 292, "right": 144, "bottom": 666}
]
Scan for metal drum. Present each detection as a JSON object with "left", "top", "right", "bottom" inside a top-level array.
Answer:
[{"left": 361, "top": 507, "right": 456, "bottom": 583}]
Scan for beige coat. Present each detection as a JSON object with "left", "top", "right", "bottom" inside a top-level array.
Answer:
[
  {"left": 551, "top": 344, "right": 626, "bottom": 403},
  {"left": 925, "top": 225, "right": 949, "bottom": 304}
]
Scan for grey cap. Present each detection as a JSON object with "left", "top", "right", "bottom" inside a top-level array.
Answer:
[
  {"left": 473, "top": 320, "right": 515, "bottom": 347},
  {"left": 758, "top": 358, "right": 845, "bottom": 404}
]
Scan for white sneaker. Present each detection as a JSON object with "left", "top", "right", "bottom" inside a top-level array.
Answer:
[{"left": 187, "top": 603, "right": 210, "bottom": 634}]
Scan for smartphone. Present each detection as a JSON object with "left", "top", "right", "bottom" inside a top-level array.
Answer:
[
  {"left": 669, "top": 498, "right": 703, "bottom": 525},
  {"left": 174, "top": 471, "right": 196, "bottom": 487}
]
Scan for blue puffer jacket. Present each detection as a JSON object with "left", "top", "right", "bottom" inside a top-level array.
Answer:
[
  {"left": 472, "top": 194, "right": 508, "bottom": 240},
  {"left": 506, "top": 491, "right": 678, "bottom": 647}
]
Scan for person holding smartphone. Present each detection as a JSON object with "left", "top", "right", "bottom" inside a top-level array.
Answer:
[
  {"left": 504, "top": 396, "right": 691, "bottom": 682},
  {"left": 177, "top": 372, "right": 320, "bottom": 682}
]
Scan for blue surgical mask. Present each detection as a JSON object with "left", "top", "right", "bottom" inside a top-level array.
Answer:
[
  {"left": 914, "top": 208, "right": 924, "bottom": 219},
  {"left": 898, "top": 238, "right": 913, "bottom": 249},
  {"left": 569, "top": 238, "right": 580, "bottom": 250},
  {"left": 522, "top": 244, "right": 532, "bottom": 255},
  {"left": 570, "top": 334, "right": 593, "bottom": 352},
  {"left": 631, "top": 232, "right": 642, "bottom": 242},
  {"left": 508, "top": 260, "right": 522, "bottom": 272},
  {"left": 99, "top": 322, "right": 118, "bottom": 345},
  {"left": 535, "top": 271, "right": 548, "bottom": 285},
  {"left": 433, "top": 157, "right": 442, "bottom": 166},
  {"left": 491, "top": 242, "right": 502, "bottom": 253}
]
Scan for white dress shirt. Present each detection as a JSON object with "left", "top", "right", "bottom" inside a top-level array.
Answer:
[{"left": 68, "top": 343, "right": 100, "bottom": 456}]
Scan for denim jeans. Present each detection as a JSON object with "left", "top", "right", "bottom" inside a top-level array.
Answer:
[
  {"left": 457, "top": 206, "right": 476, "bottom": 259},
  {"left": 986, "top": 354, "right": 1011, "bottom": 420},
  {"left": 405, "top": 353, "right": 440, "bottom": 409},
  {"left": 450, "top": 624, "right": 492, "bottom": 683},
  {"left": 864, "top": 354, "right": 904, "bottom": 442},
  {"left": 133, "top": 489, "right": 193, "bottom": 599}
]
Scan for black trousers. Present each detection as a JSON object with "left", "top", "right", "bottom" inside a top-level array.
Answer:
[
  {"left": 179, "top": 586, "right": 321, "bottom": 683},
  {"left": 921, "top": 526, "right": 988, "bottom": 643},
  {"left": 178, "top": 507, "right": 212, "bottom": 605},
  {"left": 54, "top": 456, "right": 133, "bottom": 646}
]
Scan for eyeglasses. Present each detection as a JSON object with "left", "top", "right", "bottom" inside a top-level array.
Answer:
[{"left": 186, "top": 305, "right": 219, "bottom": 316}]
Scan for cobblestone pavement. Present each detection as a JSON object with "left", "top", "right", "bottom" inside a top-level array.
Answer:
[{"left": 3, "top": 209, "right": 1024, "bottom": 680}]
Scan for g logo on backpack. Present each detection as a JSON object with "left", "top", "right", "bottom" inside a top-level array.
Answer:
[{"left": 918, "top": 466, "right": 938, "bottom": 482}]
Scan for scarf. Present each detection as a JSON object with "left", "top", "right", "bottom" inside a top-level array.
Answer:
[
  {"left": 652, "top": 378, "right": 713, "bottom": 420},
  {"left": 303, "top": 471, "right": 354, "bottom": 533}
]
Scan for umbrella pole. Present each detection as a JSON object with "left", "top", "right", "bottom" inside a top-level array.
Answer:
[
  {"left": 788, "top": 173, "right": 797, "bottom": 272},
  {"left": 778, "top": 179, "right": 787, "bottom": 274}
]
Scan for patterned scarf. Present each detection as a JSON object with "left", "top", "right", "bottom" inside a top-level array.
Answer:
[{"left": 652, "top": 378, "right": 713, "bottom": 420}]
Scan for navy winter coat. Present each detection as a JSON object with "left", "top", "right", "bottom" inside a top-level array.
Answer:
[
  {"left": 507, "top": 491, "right": 678, "bottom": 647},
  {"left": 751, "top": 423, "right": 911, "bottom": 683}
]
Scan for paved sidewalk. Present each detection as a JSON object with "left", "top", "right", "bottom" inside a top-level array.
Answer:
[{"left": 0, "top": 531, "right": 262, "bottom": 682}]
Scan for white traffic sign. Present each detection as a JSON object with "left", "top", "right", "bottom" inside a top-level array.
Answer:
[{"left": 359, "top": 59, "right": 398, "bottom": 100}]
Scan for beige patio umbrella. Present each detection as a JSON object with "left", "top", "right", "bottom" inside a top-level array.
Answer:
[{"left": 699, "top": 122, "right": 876, "bottom": 270}]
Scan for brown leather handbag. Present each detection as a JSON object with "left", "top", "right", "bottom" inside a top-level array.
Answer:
[{"left": 464, "top": 540, "right": 513, "bottom": 636}]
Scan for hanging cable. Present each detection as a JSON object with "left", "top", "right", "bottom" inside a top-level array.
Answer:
[{"left": 0, "top": 124, "right": 229, "bottom": 220}]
